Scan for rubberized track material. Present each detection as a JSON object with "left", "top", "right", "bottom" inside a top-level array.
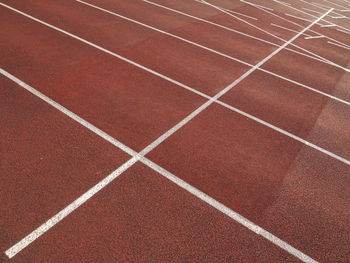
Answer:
[{"left": 1, "top": 0, "right": 350, "bottom": 262}]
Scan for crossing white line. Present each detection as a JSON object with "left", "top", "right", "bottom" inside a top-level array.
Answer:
[
  {"left": 144, "top": 0, "right": 344, "bottom": 68},
  {"left": 271, "top": 22, "right": 312, "bottom": 37},
  {"left": 196, "top": 0, "right": 349, "bottom": 72},
  {"left": 0, "top": 8, "right": 337, "bottom": 262},
  {"left": 74, "top": 0, "right": 350, "bottom": 106}
]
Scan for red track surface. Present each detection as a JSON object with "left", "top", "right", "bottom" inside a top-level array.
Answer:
[{"left": 1, "top": 0, "right": 350, "bottom": 262}]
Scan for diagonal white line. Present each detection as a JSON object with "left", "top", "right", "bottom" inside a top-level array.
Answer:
[
  {"left": 198, "top": 0, "right": 349, "bottom": 72},
  {"left": 142, "top": 0, "right": 341, "bottom": 67},
  {"left": 74, "top": 0, "right": 350, "bottom": 106},
  {"left": 2, "top": 8, "right": 333, "bottom": 263}
]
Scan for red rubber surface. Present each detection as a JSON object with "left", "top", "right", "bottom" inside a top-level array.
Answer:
[
  {"left": 4, "top": 163, "right": 300, "bottom": 263},
  {"left": 221, "top": 70, "right": 350, "bottom": 160},
  {"left": 1, "top": 0, "right": 349, "bottom": 262},
  {"left": 148, "top": 104, "right": 350, "bottom": 262},
  {"left": 0, "top": 7, "right": 206, "bottom": 151},
  {"left": 0, "top": 76, "right": 129, "bottom": 253}
]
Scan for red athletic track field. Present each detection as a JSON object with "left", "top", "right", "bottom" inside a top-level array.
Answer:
[{"left": 1, "top": 0, "right": 350, "bottom": 262}]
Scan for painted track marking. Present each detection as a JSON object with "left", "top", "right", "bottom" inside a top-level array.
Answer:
[
  {"left": 75, "top": 0, "right": 350, "bottom": 105},
  {"left": 1, "top": 7, "right": 334, "bottom": 261}
]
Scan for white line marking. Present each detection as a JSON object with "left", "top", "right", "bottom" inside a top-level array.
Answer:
[
  {"left": 0, "top": 2, "right": 209, "bottom": 101},
  {"left": 1, "top": 1, "right": 348, "bottom": 111},
  {"left": 271, "top": 23, "right": 312, "bottom": 36},
  {"left": 5, "top": 156, "right": 139, "bottom": 259},
  {"left": 254, "top": 2, "right": 350, "bottom": 47},
  {"left": 328, "top": 40, "right": 350, "bottom": 49},
  {"left": 300, "top": 0, "right": 348, "bottom": 17},
  {"left": 321, "top": 24, "right": 336, "bottom": 27},
  {"left": 64, "top": 0, "right": 350, "bottom": 105},
  {"left": 302, "top": 7, "right": 324, "bottom": 15},
  {"left": 197, "top": 0, "right": 349, "bottom": 71},
  {"left": 285, "top": 12, "right": 321, "bottom": 22},
  {"left": 322, "top": 0, "right": 349, "bottom": 9},
  {"left": 0, "top": 68, "right": 137, "bottom": 157},
  {"left": 244, "top": 1, "right": 274, "bottom": 11},
  {"left": 1, "top": 7, "right": 347, "bottom": 254},
  {"left": 336, "top": 28, "right": 350, "bottom": 34},
  {"left": 1, "top": 2, "right": 349, "bottom": 162},
  {"left": 193, "top": 0, "right": 258, "bottom": 20},
  {"left": 0, "top": 8, "right": 338, "bottom": 262},
  {"left": 223, "top": 7, "right": 258, "bottom": 20},
  {"left": 144, "top": 0, "right": 345, "bottom": 69},
  {"left": 304, "top": 35, "right": 325, "bottom": 39},
  {"left": 140, "top": 158, "right": 319, "bottom": 263},
  {"left": 274, "top": 0, "right": 350, "bottom": 33},
  {"left": 2, "top": 13, "right": 329, "bottom": 258}
]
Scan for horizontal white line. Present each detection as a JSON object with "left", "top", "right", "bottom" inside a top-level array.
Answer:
[
  {"left": 321, "top": 24, "right": 336, "bottom": 27},
  {"left": 304, "top": 35, "right": 324, "bottom": 39}
]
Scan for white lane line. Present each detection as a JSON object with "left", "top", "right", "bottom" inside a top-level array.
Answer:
[
  {"left": 0, "top": 2, "right": 208, "bottom": 101},
  {"left": 1, "top": 72, "right": 320, "bottom": 263},
  {"left": 1, "top": 3, "right": 350, "bottom": 161},
  {"left": 5, "top": 156, "right": 140, "bottom": 259},
  {"left": 285, "top": 12, "right": 323, "bottom": 23},
  {"left": 242, "top": 0, "right": 329, "bottom": 26},
  {"left": 274, "top": 0, "right": 350, "bottom": 33},
  {"left": 193, "top": 0, "right": 258, "bottom": 20},
  {"left": 197, "top": 0, "right": 349, "bottom": 72},
  {"left": 248, "top": 1, "right": 350, "bottom": 48},
  {"left": 337, "top": 28, "right": 350, "bottom": 34},
  {"left": 73, "top": 1, "right": 350, "bottom": 105},
  {"left": 300, "top": 0, "right": 348, "bottom": 18},
  {"left": 223, "top": 7, "right": 258, "bottom": 20},
  {"left": 1, "top": 2, "right": 349, "bottom": 106},
  {"left": 321, "top": 24, "right": 336, "bottom": 27},
  {"left": 2, "top": 12, "right": 329, "bottom": 258},
  {"left": 135, "top": 7, "right": 336, "bottom": 157},
  {"left": 143, "top": 0, "right": 342, "bottom": 68},
  {"left": 328, "top": 40, "right": 350, "bottom": 49},
  {"left": 141, "top": 158, "right": 319, "bottom": 263},
  {"left": 322, "top": 0, "right": 349, "bottom": 9},
  {"left": 302, "top": 7, "right": 324, "bottom": 15},
  {"left": 245, "top": 1, "right": 274, "bottom": 11},
  {"left": 0, "top": 68, "right": 136, "bottom": 157},
  {"left": 278, "top": 1, "right": 292, "bottom": 6},
  {"left": 304, "top": 35, "right": 325, "bottom": 39},
  {"left": 243, "top": 0, "right": 350, "bottom": 49},
  {"left": 271, "top": 22, "right": 313, "bottom": 36}
]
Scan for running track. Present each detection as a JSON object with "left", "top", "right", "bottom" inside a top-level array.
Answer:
[{"left": 1, "top": 0, "right": 350, "bottom": 262}]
